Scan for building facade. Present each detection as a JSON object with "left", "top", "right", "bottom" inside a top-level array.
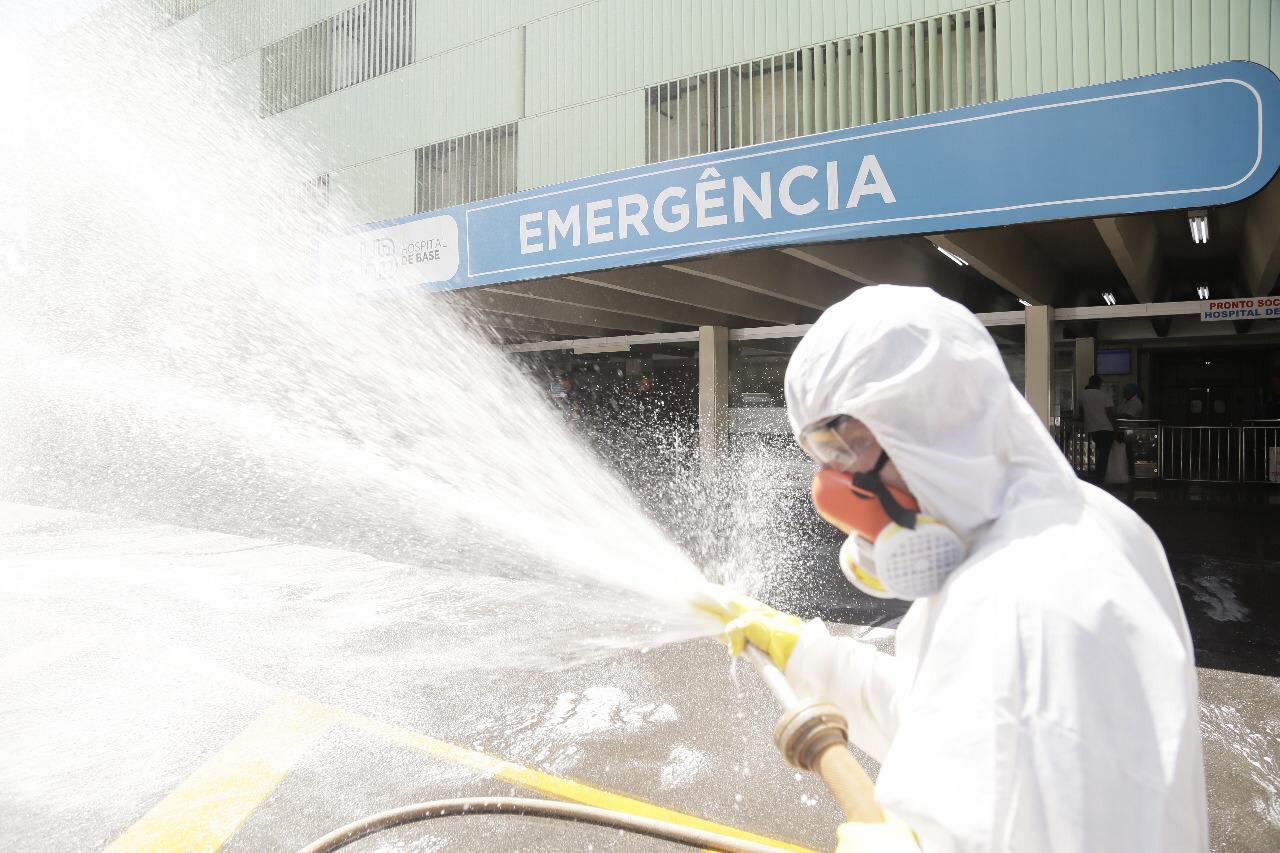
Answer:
[
  {"left": 156, "top": 1, "right": 1280, "bottom": 223},
  {"left": 157, "top": 0, "right": 1280, "bottom": 486}
]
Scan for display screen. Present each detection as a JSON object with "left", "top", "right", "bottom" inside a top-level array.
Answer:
[{"left": 1096, "top": 348, "right": 1131, "bottom": 375}]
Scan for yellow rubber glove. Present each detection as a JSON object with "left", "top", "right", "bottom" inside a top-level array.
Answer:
[
  {"left": 697, "top": 584, "right": 805, "bottom": 669},
  {"left": 834, "top": 817, "right": 921, "bottom": 852}
]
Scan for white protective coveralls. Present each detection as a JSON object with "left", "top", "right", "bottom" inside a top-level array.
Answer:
[{"left": 783, "top": 286, "right": 1207, "bottom": 853}]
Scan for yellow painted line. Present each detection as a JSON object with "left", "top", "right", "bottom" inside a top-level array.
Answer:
[
  {"left": 0, "top": 635, "right": 88, "bottom": 688},
  {"left": 104, "top": 697, "right": 337, "bottom": 853},
  {"left": 344, "top": 712, "right": 820, "bottom": 853},
  {"left": 103, "top": 647, "right": 817, "bottom": 853}
]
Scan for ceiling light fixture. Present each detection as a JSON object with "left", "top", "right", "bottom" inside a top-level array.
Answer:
[
  {"left": 1197, "top": 284, "right": 1210, "bottom": 300},
  {"left": 1188, "top": 209, "right": 1209, "bottom": 244},
  {"left": 936, "top": 245, "right": 969, "bottom": 266},
  {"left": 1102, "top": 291, "right": 1117, "bottom": 306},
  {"left": 1018, "top": 298, "right": 1032, "bottom": 307}
]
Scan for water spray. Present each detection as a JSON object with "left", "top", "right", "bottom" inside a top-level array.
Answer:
[
  {"left": 742, "top": 644, "right": 884, "bottom": 824},
  {"left": 693, "top": 582, "right": 886, "bottom": 823}
]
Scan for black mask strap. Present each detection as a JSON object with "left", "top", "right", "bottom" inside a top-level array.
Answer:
[{"left": 851, "top": 452, "right": 917, "bottom": 530}]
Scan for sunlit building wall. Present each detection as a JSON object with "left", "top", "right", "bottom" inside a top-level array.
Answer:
[{"left": 158, "top": 1, "right": 1280, "bottom": 225}]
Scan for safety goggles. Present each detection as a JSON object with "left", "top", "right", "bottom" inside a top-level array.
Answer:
[{"left": 797, "top": 415, "right": 877, "bottom": 472}]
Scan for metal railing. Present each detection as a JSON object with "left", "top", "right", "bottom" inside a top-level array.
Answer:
[
  {"left": 1242, "top": 421, "right": 1280, "bottom": 484},
  {"left": 1055, "top": 420, "right": 1280, "bottom": 484},
  {"left": 1052, "top": 420, "right": 1095, "bottom": 475},
  {"left": 1161, "top": 426, "right": 1240, "bottom": 483},
  {"left": 1118, "top": 419, "right": 1161, "bottom": 479}
]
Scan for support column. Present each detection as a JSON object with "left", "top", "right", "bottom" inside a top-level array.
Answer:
[
  {"left": 698, "top": 325, "right": 730, "bottom": 478},
  {"left": 1024, "top": 305, "right": 1054, "bottom": 428},
  {"left": 1073, "top": 336, "right": 1096, "bottom": 398}
]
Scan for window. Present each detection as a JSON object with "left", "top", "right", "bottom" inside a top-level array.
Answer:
[
  {"left": 1096, "top": 349, "right": 1133, "bottom": 376},
  {"left": 261, "top": 0, "right": 415, "bottom": 117},
  {"left": 297, "top": 174, "right": 330, "bottom": 212},
  {"left": 415, "top": 124, "right": 519, "bottom": 213},
  {"left": 330, "top": 0, "right": 414, "bottom": 93},
  {"left": 150, "top": 0, "right": 215, "bottom": 26},
  {"left": 646, "top": 4, "right": 996, "bottom": 163}
]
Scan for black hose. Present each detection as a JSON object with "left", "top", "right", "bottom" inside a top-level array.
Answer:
[{"left": 297, "top": 796, "right": 801, "bottom": 853}]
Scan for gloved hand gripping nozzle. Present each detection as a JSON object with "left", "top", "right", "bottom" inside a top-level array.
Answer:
[
  {"left": 698, "top": 585, "right": 920, "bottom": 852},
  {"left": 694, "top": 584, "right": 805, "bottom": 669}
]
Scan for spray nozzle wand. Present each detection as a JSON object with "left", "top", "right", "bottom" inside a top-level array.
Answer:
[{"left": 695, "top": 583, "right": 886, "bottom": 825}]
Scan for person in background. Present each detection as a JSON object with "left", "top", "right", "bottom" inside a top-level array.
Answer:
[
  {"left": 629, "top": 374, "right": 659, "bottom": 426},
  {"left": 554, "top": 372, "right": 591, "bottom": 422},
  {"left": 1262, "top": 369, "right": 1280, "bottom": 419},
  {"left": 1118, "top": 383, "right": 1144, "bottom": 418},
  {"left": 1115, "top": 383, "right": 1144, "bottom": 477},
  {"left": 1079, "top": 374, "right": 1118, "bottom": 481}
]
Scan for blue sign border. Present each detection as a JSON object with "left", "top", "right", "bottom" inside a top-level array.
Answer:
[{"left": 357, "top": 61, "right": 1280, "bottom": 291}]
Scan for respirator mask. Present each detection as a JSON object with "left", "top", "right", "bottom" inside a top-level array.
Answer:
[{"left": 799, "top": 417, "right": 965, "bottom": 600}]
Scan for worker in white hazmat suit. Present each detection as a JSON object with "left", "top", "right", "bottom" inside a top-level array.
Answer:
[{"left": 712, "top": 285, "right": 1207, "bottom": 852}]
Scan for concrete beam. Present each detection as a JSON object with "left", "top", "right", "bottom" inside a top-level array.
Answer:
[
  {"left": 782, "top": 238, "right": 975, "bottom": 303},
  {"left": 443, "top": 289, "right": 667, "bottom": 333},
  {"left": 569, "top": 266, "right": 817, "bottom": 325},
  {"left": 665, "top": 250, "right": 853, "bottom": 309},
  {"left": 928, "top": 229, "right": 1058, "bottom": 305},
  {"left": 629, "top": 343, "right": 701, "bottom": 358},
  {"left": 501, "top": 278, "right": 742, "bottom": 327},
  {"left": 461, "top": 310, "right": 612, "bottom": 340},
  {"left": 1240, "top": 175, "right": 1280, "bottom": 297},
  {"left": 1094, "top": 215, "right": 1161, "bottom": 303},
  {"left": 732, "top": 338, "right": 798, "bottom": 355}
]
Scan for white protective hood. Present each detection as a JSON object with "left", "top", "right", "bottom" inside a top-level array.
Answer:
[
  {"left": 783, "top": 285, "right": 1208, "bottom": 852},
  {"left": 785, "top": 285, "right": 1080, "bottom": 540}
]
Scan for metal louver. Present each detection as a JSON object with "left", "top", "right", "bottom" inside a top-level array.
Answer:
[{"left": 646, "top": 5, "right": 996, "bottom": 164}]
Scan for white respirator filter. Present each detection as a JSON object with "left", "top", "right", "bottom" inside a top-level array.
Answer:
[
  {"left": 873, "top": 520, "right": 967, "bottom": 599},
  {"left": 839, "top": 533, "right": 894, "bottom": 599},
  {"left": 839, "top": 519, "right": 966, "bottom": 601}
]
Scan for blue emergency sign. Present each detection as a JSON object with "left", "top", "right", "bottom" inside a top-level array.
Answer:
[{"left": 353, "top": 61, "right": 1280, "bottom": 292}]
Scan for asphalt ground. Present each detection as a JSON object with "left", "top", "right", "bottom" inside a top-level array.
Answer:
[{"left": 1, "top": 502, "right": 1278, "bottom": 852}]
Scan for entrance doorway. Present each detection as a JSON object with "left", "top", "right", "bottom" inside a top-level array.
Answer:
[{"left": 1150, "top": 348, "right": 1275, "bottom": 426}]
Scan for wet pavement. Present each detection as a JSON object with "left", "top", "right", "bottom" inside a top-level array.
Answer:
[
  {"left": 2, "top": 500, "right": 1279, "bottom": 852},
  {"left": 1112, "top": 480, "right": 1280, "bottom": 678}
]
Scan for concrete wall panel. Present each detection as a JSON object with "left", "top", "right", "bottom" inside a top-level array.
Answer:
[
  {"left": 189, "top": 0, "right": 355, "bottom": 64},
  {"left": 269, "top": 29, "right": 523, "bottom": 174},
  {"left": 412, "top": 0, "right": 579, "bottom": 63},
  {"left": 329, "top": 150, "right": 416, "bottom": 223},
  {"left": 1001, "top": 0, "right": 1280, "bottom": 98},
  {"left": 524, "top": 0, "right": 983, "bottom": 116},
  {"left": 519, "top": 93, "right": 645, "bottom": 188},
  {"left": 223, "top": 51, "right": 261, "bottom": 97},
  {"left": 167, "top": 0, "right": 1280, "bottom": 224}
]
